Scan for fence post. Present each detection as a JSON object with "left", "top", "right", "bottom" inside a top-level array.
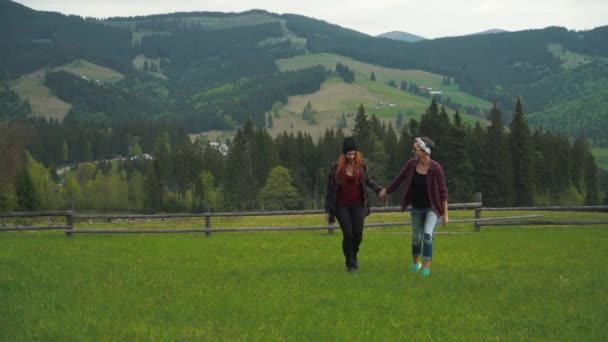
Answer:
[
  {"left": 328, "top": 222, "right": 335, "bottom": 235},
  {"left": 65, "top": 211, "right": 74, "bottom": 237},
  {"left": 205, "top": 213, "right": 211, "bottom": 237},
  {"left": 474, "top": 192, "right": 482, "bottom": 232}
]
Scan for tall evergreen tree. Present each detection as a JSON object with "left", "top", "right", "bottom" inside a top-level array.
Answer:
[
  {"left": 223, "top": 127, "right": 255, "bottom": 210},
  {"left": 154, "top": 133, "right": 173, "bottom": 190},
  {"left": 584, "top": 151, "right": 600, "bottom": 204},
  {"left": 15, "top": 167, "right": 38, "bottom": 210},
  {"left": 483, "top": 104, "right": 515, "bottom": 206},
  {"left": 143, "top": 160, "right": 163, "bottom": 213},
  {"left": 571, "top": 136, "right": 586, "bottom": 193},
  {"left": 444, "top": 111, "right": 475, "bottom": 202},
  {"left": 396, "top": 111, "right": 404, "bottom": 129},
  {"left": 352, "top": 104, "right": 371, "bottom": 154},
  {"left": 509, "top": 97, "right": 534, "bottom": 205}
]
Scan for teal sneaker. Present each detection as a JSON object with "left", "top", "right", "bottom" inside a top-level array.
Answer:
[
  {"left": 412, "top": 262, "right": 422, "bottom": 272},
  {"left": 422, "top": 268, "right": 430, "bottom": 276}
]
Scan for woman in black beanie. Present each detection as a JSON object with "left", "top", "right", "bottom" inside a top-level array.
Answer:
[{"left": 325, "top": 137, "right": 384, "bottom": 272}]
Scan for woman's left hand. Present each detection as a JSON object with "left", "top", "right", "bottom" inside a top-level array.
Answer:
[{"left": 442, "top": 215, "right": 449, "bottom": 226}]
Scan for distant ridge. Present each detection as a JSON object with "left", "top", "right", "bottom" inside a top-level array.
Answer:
[
  {"left": 377, "top": 31, "right": 426, "bottom": 42},
  {"left": 470, "top": 28, "right": 509, "bottom": 35}
]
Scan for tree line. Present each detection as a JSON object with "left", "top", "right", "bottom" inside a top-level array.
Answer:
[{"left": 2, "top": 99, "right": 604, "bottom": 213}]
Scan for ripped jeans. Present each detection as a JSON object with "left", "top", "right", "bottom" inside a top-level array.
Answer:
[{"left": 410, "top": 208, "right": 440, "bottom": 261}]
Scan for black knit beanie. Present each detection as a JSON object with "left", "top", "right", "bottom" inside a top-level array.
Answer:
[{"left": 342, "top": 137, "right": 358, "bottom": 154}]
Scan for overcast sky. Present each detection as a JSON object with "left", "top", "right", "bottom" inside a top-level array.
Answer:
[{"left": 13, "top": 0, "right": 608, "bottom": 39}]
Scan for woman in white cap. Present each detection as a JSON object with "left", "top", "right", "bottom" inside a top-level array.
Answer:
[
  {"left": 380, "top": 137, "right": 448, "bottom": 276},
  {"left": 325, "top": 137, "right": 384, "bottom": 272}
]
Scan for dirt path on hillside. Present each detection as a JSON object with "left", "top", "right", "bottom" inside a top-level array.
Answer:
[{"left": 350, "top": 83, "right": 385, "bottom": 102}]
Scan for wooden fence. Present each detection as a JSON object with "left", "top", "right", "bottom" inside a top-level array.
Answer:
[{"left": 1, "top": 192, "right": 607, "bottom": 235}]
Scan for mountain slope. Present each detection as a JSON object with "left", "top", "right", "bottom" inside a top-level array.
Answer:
[{"left": 528, "top": 88, "right": 608, "bottom": 147}]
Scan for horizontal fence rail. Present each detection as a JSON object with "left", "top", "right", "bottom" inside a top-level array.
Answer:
[
  {"left": 0, "top": 211, "right": 73, "bottom": 218},
  {"left": 71, "top": 202, "right": 484, "bottom": 220},
  {"left": 479, "top": 220, "right": 608, "bottom": 226},
  {"left": 1, "top": 194, "right": 607, "bottom": 235},
  {"left": 65, "top": 215, "right": 543, "bottom": 235},
  {"left": 482, "top": 205, "right": 608, "bottom": 212},
  {"left": 0, "top": 211, "right": 74, "bottom": 236}
]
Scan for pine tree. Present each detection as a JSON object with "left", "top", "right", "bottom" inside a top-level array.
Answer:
[
  {"left": 353, "top": 104, "right": 371, "bottom": 155},
  {"left": 584, "top": 151, "right": 600, "bottom": 204},
  {"left": 223, "top": 127, "right": 255, "bottom": 210},
  {"left": 571, "top": 136, "right": 586, "bottom": 193},
  {"left": 370, "top": 71, "right": 376, "bottom": 81},
  {"left": 483, "top": 104, "right": 515, "bottom": 206},
  {"left": 258, "top": 166, "right": 302, "bottom": 210},
  {"left": 396, "top": 111, "right": 404, "bottom": 129},
  {"left": 154, "top": 133, "right": 173, "bottom": 190},
  {"left": 509, "top": 97, "right": 534, "bottom": 205},
  {"left": 143, "top": 160, "right": 163, "bottom": 213},
  {"left": 338, "top": 112, "right": 347, "bottom": 128},
  {"left": 61, "top": 140, "right": 69, "bottom": 162},
  {"left": 439, "top": 110, "right": 474, "bottom": 202},
  {"left": 15, "top": 167, "right": 38, "bottom": 210}
]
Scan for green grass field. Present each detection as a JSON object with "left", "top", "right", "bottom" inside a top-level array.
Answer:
[{"left": 1, "top": 211, "right": 607, "bottom": 340}]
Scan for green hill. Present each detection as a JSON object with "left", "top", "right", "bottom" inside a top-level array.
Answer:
[
  {"left": 528, "top": 88, "right": 608, "bottom": 147},
  {"left": 264, "top": 53, "right": 490, "bottom": 138}
]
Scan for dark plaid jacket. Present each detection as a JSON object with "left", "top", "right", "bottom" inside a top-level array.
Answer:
[
  {"left": 324, "top": 160, "right": 383, "bottom": 223},
  {"left": 386, "top": 158, "right": 448, "bottom": 217}
]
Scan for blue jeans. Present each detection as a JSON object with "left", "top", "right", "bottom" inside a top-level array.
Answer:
[{"left": 410, "top": 208, "right": 440, "bottom": 261}]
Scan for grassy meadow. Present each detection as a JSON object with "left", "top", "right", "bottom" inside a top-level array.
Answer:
[
  {"left": 260, "top": 53, "right": 491, "bottom": 139},
  {"left": 10, "top": 60, "right": 123, "bottom": 122},
  {"left": 10, "top": 70, "right": 72, "bottom": 121},
  {"left": 1, "top": 210, "right": 607, "bottom": 340},
  {"left": 277, "top": 53, "right": 492, "bottom": 110}
]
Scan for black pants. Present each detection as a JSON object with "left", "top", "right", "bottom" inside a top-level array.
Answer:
[{"left": 335, "top": 203, "right": 365, "bottom": 267}]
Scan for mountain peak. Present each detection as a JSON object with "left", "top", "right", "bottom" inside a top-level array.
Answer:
[
  {"left": 470, "top": 28, "right": 509, "bottom": 35},
  {"left": 376, "top": 31, "right": 426, "bottom": 42}
]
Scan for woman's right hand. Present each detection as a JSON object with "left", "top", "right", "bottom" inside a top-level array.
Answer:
[{"left": 379, "top": 188, "right": 387, "bottom": 198}]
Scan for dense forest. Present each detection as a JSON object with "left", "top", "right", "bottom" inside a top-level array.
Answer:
[{"left": 1, "top": 100, "right": 604, "bottom": 213}]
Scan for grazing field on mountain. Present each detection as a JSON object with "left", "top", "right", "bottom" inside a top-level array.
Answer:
[
  {"left": 263, "top": 54, "right": 489, "bottom": 138},
  {"left": 55, "top": 59, "right": 124, "bottom": 83},
  {"left": 10, "top": 71, "right": 72, "bottom": 121},
  {"left": 9, "top": 60, "right": 125, "bottom": 121},
  {"left": 266, "top": 78, "right": 427, "bottom": 138},
  {"left": 277, "top": 53, "right": 493, "bottom": 110}
]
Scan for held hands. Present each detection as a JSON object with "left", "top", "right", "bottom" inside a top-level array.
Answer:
[{"left": 378, "top": 188, "right": 387, "bottom": 198}]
